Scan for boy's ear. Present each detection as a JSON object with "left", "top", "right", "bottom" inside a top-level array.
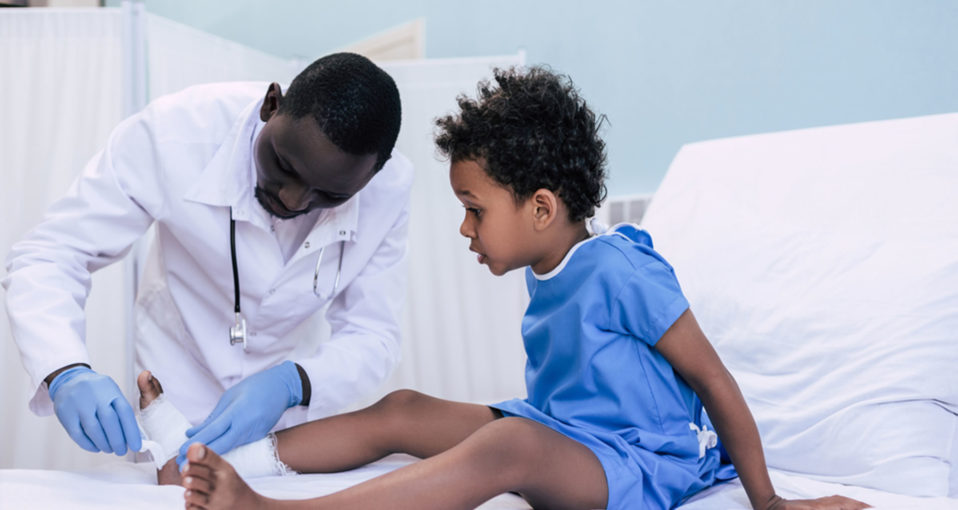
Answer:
[
  {"left": 260, "top": 82, "right": 284, "bottom": 122},
  {"left": 530, "top": 189, "right": 559, "bottom": 231}
]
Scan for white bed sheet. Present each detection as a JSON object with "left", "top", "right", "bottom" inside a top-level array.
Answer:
[
  {"left": 3, "top": 456, "right": 956, "bottom": 509},
  {"left": 0, "top": 455, "right": 530, "bottom": 509},
  {"left": 678, "top": 470, "right": 958, "bottom": 510}
]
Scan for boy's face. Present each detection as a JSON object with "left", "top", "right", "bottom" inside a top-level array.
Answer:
[
  {"left": 450, "top": 159, "right": 537, "bottom": 276},
  {"left": 254, "top": 89, "right": 378, "bottom": 219}
]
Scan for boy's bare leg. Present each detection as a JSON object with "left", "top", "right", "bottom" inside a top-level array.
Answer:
[
  {"left": 274, "top": 389, "right": 500, "bottom": 473},
  {"left": 182, "top": 406, "right": 608, "bottom": 510},
  {"left": 136, "top": 370, "right": 182, "bottom": 485}
]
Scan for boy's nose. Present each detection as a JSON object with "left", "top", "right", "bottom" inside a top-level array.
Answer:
[{"left": 459, "top": 215, "right": 474, "bottom": 238}]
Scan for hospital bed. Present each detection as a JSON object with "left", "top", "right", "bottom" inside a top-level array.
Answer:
[
  {"left": 3, "top": 112, "right": 957, "bottom": 509},
  {"left": 652, "top": 112, "right": 958, "bottom": 509}
]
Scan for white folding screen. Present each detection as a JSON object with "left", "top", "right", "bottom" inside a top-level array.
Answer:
[
  {"left": 1, "top": 7, "right": 528, "bottom": 471},
  {"left": 146, "top": 14, "right": 301, "bottom": 99},
  {"left": 382, "top": 56, "right": 529, "bottom": 405}
]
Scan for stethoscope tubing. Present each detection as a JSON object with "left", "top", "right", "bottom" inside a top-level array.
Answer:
[
  {"left": 228, "top": 207, "right": 343, "bottom": 348},
  {"left": 229, "top": 207, "right": 241, "bottom": 315}
]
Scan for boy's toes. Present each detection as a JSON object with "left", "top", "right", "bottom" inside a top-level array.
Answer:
[
  {"left": 181, "top": 443, "right": 257, "bottom": 510},
  {"left": 184, "top": 443, "right": 230, "bottom": 475},
  {"left": 183, "top": 474, "right": 213, "bottom": 496},
  {"left": 184, "top": 487, "right": 211, "bottom": 509},
  {"left": 186, "top": 442, "right": 210, "bottom": 463},
  {"left": 137, "top": 370, "right": 164, "bottom": 409}
]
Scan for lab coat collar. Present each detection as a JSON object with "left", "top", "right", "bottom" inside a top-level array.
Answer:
[
  {"left": 183, "top": 96, "right": 261, "bottom": 223},
  {"left": 301, "top": 192, "right": 360, "bottom": 252},
  {"left": 182, "top": 96, "right": 360, "bottom": 241}
]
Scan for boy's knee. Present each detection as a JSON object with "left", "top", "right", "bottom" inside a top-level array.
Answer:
[
  {"left": 469, "top": 417, "right": 549, "bottom": 476},
  {"left": 372, "top": 389, "right": 427, "bottom": 423},
  {"left": 490, "top": 417, "right": 547, "bottom": 451},
  {"left": 378, "top": 388, "right": 427, "bottom": 407}
]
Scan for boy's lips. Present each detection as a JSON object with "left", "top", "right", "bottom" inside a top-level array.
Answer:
[{"left": 469, "top": 247, "right": 487, "bottom": 264}]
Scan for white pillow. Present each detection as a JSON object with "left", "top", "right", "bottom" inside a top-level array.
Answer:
[{"left": 640, "top": 113, "right": 958, "bottom": 497}]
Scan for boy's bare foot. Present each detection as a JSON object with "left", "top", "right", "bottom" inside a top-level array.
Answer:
[
  {"left": 182, "top": 443, "right": 273, "bottom": 510},
  {"left": 137, "top": 370, "right": 182, "bottom": 486},
  {"left": 137, "top": 369, "right": 163, "bottom": 409}
]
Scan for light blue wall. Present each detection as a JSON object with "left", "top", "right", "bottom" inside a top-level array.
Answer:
[{"left": 113, "top": 0, "right": 958, "bottom": 196}]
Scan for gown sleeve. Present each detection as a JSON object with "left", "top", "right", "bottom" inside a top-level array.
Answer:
[{"left": 608, "top": 248, "right": 690, "bottom": 347}]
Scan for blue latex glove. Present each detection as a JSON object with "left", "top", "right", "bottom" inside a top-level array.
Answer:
[
  {"left": 48, "top": 366, "right": 142, "bottom": 455},
  {"left": 177, "top": 361, "right": 302, "bottom": 467}
]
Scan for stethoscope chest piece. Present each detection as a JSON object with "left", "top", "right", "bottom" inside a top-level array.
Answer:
[{"left": 229, "top": 311, "right": 247, "bottom": 350}]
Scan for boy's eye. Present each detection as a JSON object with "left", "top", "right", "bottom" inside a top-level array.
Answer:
[{"left": 466, "top": 207, "right": 481, "bottom": 217}]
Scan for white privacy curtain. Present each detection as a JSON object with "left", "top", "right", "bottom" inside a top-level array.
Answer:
[
  {"left": 1, "top": 7, "right": 529, "bottom": 471},
  {"left": 0, "top": 8, "right": 128, "bottom": 471}
]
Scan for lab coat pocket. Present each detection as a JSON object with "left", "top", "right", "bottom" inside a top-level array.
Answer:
[{"left": 135, "top": 282, "right": 191, "bottom": 352}]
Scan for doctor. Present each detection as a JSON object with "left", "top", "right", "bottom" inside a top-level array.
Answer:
[{"left": 2, "top": 52, "right": 412, "bottom": 465}]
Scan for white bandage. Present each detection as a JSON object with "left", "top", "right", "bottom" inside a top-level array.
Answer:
[
  {"left": 137, "top": 394, "right": 294, "bottom": 478},
  {"left": 138, "top": 394, "right": 190, "bottom": 463},
  {"left": 223, "top": 433, "right": 294, "bottom": 478},
  {"left": 138, "top": 436, "right": 168, "bottom": 470}
]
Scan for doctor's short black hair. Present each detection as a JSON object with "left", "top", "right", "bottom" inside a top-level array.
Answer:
[
  {"left": 434, "top": 66, "right": 607, "bottom": 222},
  {"left": 280, "top": 52, "right": 401, "bottom": 171}
]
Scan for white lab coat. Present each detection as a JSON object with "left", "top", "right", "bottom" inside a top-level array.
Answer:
[{"left": 3, "top": 82, "right": 413, "bottom": 428}]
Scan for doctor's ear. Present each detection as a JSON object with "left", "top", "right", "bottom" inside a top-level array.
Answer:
[
  {"left": 259, "top": 82, "right": 284, "bottom": 121},
  {"left": 530, "top": 189, "right": 559, "bottom": 231}
]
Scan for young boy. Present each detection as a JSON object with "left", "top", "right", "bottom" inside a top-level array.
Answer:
[{"left": 174, "top": 67, "right": 870, "bottom": 510}]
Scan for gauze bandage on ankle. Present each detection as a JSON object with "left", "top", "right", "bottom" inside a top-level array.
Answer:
[
  {"left": 137, "top": 394, "right": 294, "bottom": 478},
  {"left": 223, "top": 433, "right": 294, "bottom": 478}
]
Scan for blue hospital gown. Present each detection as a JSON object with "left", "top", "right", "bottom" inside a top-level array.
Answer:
[{"left": 491, "top": 225, "right": 736, "bottom": 509}]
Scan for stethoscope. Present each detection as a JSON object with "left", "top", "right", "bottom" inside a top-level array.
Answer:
[{"left": 228, "top": 207, "right": 344, "bottom": 349}]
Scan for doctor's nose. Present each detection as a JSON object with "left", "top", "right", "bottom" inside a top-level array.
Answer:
[{"left": 278, "top": 184, "right": 309, "bottom": 211}]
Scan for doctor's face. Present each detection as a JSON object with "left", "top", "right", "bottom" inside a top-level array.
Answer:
[{"left": 254, "top": 101, "right": 378, "bottom": 219}]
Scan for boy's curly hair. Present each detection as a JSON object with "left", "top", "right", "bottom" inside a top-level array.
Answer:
[{"left": 435, "top": 66, "right": 607, "bottom": 222}]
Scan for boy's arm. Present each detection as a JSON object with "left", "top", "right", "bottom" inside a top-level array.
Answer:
[{"left": 654, "top": 309, "right": 870, "bottom": 510}]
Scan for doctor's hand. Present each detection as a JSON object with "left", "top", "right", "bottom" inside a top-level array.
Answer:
[
  {"left": 48, "top": 366, "right": 142, "bottom": 455},
  {"left": 177, "top": 360, "right": 304, "bottom": 467}
]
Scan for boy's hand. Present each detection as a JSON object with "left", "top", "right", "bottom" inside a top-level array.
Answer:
[{"left": 767, "top": 494, "right": 872, "bottom": 510}]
